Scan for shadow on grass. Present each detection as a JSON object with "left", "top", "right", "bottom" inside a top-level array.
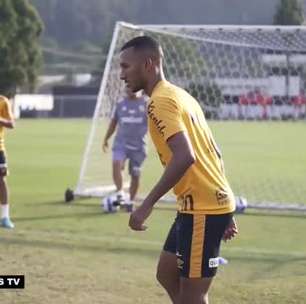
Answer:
[
  {"left": 243, "top": 210, "right": 306, "bottom": 219},
  {"left": 0, "top": 235, "right": 160, "bottom": 258},
  {"left": 26, "top": 197, "right": 97, "bottom": 207},
  {"left": 226, "top": 254, "right": 306, "bottom": 264},
  {"left": 226, "top": 253, "right": 306, "bottom": 282},
  {"left": 12, "top": 211, "right": 107, "bottom": 222},
  {"left": 2, "top": 234, "right": 305, "bottom": 266}
]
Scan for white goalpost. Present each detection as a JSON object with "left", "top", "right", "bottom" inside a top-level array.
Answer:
[{"left": 66, "top": 21, "right": 306, "bottom": 212}]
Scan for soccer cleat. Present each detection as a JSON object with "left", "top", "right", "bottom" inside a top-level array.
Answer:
[
  {"left": 1, "top": 217, "right": 15, "bottom": 229},
  {"left": 218, "top": 257, "right": 229, "bottom": 265}
]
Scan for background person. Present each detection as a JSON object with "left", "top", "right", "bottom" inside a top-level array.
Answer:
[
  {"left": 0, "top": 94, "right": 15, "bottom": 229},
  {"left": 102, "top": 88, "right": 148, "bottom": 211}
]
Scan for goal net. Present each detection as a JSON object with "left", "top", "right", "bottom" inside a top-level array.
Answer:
[{"left": 73, "top": 22, "right": 306, "bottom": 211}]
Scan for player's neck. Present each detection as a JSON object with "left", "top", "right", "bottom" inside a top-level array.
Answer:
[{"left": 146, "top": 74, "right": 165, "bottom": 97}]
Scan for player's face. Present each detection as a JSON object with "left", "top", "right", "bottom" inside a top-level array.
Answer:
[{"left": 120, "top": 48, "right": 146, "bottom": 93}]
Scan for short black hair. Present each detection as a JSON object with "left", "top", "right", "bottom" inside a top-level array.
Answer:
[{"left": 120, "top": 36, "right": 162, "bottom": 57}]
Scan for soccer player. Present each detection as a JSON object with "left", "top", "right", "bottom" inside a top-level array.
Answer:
[
  {"left": 102, "top": 87, "right": 147, "bottom": 211},
  {"left": 291, "top": 89, "right": 306, "bottom": 120},
  {"left": 238, "top": 92, "right": 249, "bottom": 120},
  {"left": 119, "top": 36, "right": 238, "bottom": 304},
  {"left": 0, "top": 95, "right": 15, "bottom": 228}
]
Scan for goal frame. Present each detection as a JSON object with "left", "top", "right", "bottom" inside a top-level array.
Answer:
[{"left": 69, "top": 21, "right": 306, "bottom": 213}]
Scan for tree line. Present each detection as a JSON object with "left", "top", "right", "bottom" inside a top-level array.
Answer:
[
  {"left": 0, "top": 0, "right": 42, "bottom": 96},
  {"left": 30, "top": 0, "right": 304, "bottom": 49},
  {"left": 0, "top": 0, "right": 304, "bottom": 95}
]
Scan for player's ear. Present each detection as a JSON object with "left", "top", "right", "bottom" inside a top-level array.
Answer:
[{"left": 144, "top": 57, "right": 153, "bottom": 71}]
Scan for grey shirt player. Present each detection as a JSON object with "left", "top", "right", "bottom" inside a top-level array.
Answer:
[
  {"left": 112, "top": 97, "right": 147, "bottom": 153},
  {"left": 102, "top": 90, "right": 148, "bottom": 209},
  {"left": 111, "top": 95, "right": 148, "bottom": 177}
]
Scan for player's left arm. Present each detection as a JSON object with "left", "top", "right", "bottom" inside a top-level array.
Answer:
[
  {"left": 129, "top": 131, "right": 195, "bottom": 231},
  {"left": 0, "top": 118, "right": 14, "bottom": 129},
  {"left": 222, "top": 216, "right": 238, "bottom": 242},
  {"left": 0, "top": 101, "right": 15, "bottom": 129}
]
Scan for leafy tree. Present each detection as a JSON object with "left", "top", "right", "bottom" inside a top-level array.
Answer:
[
  {"left": 0, "top": 0, "right": 43, "bottom": 96},
  {"left": 273, "top": 0, "right": 304, "bottom": 25}
]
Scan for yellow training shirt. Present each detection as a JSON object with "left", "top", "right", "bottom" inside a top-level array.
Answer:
[
  {"left": 0, "top": 95, "right": 14, "bottom": 151},
  {"left": 148, "top": 80, "right": 235, "bottom": 214}
]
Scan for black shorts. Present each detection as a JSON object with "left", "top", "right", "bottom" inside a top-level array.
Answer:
[
  {"left": 163, "top": 212, "right": 233, "bottom": 278},
  {"left": 0, "top": 150, "right": 8, "bottom": 176}
]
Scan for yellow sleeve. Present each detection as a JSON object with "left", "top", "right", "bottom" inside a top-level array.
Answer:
[
  {"left": 1, "top": 98, "right": 14, "bottom": 120},
  {"left": 148, "top": 97, "right": 186, "bottom": 141}
]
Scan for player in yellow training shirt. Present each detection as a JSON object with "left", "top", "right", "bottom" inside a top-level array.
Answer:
[
  {"left": 120, "top": 36, "right": 238, "bottom": 304},
  {"left": 0, "top": 95, "right": 15, "bottom": 228}
]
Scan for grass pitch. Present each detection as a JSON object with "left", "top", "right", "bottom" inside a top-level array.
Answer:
[{"left": 1, "top": 119, "right": 306, "bottom": 304}]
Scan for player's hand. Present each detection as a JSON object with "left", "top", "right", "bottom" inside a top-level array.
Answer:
[
  {"left": 102, "top": 140, "right": 108, "bottom": 153},
  {"left": 222, "top": 216, "right": 238, "bottom": 242},
  {"left": 129, "top": 204, "right": 152, "bottom": 231}
]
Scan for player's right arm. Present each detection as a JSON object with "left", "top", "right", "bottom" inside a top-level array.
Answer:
[
  {"left": 102, "top": 118, "right": 117, "bottom": 152},
  {"left": 102, "top": 102, "right": 120, "bottom": 152}
]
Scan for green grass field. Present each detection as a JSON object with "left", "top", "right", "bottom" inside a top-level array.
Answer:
[{"left": 1, "top": 119, "right": 306, "bottom": 304}]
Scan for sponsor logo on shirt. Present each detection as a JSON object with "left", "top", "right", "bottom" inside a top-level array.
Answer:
[
  {"left": 216, "top": 188, "right": 229, "bottom": 205},
  {"left": 121, "top": 117, "right": 143, "bottom": 124},
  {"left": 148, "top": 101, "right": 166, "bottom": 136}
]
